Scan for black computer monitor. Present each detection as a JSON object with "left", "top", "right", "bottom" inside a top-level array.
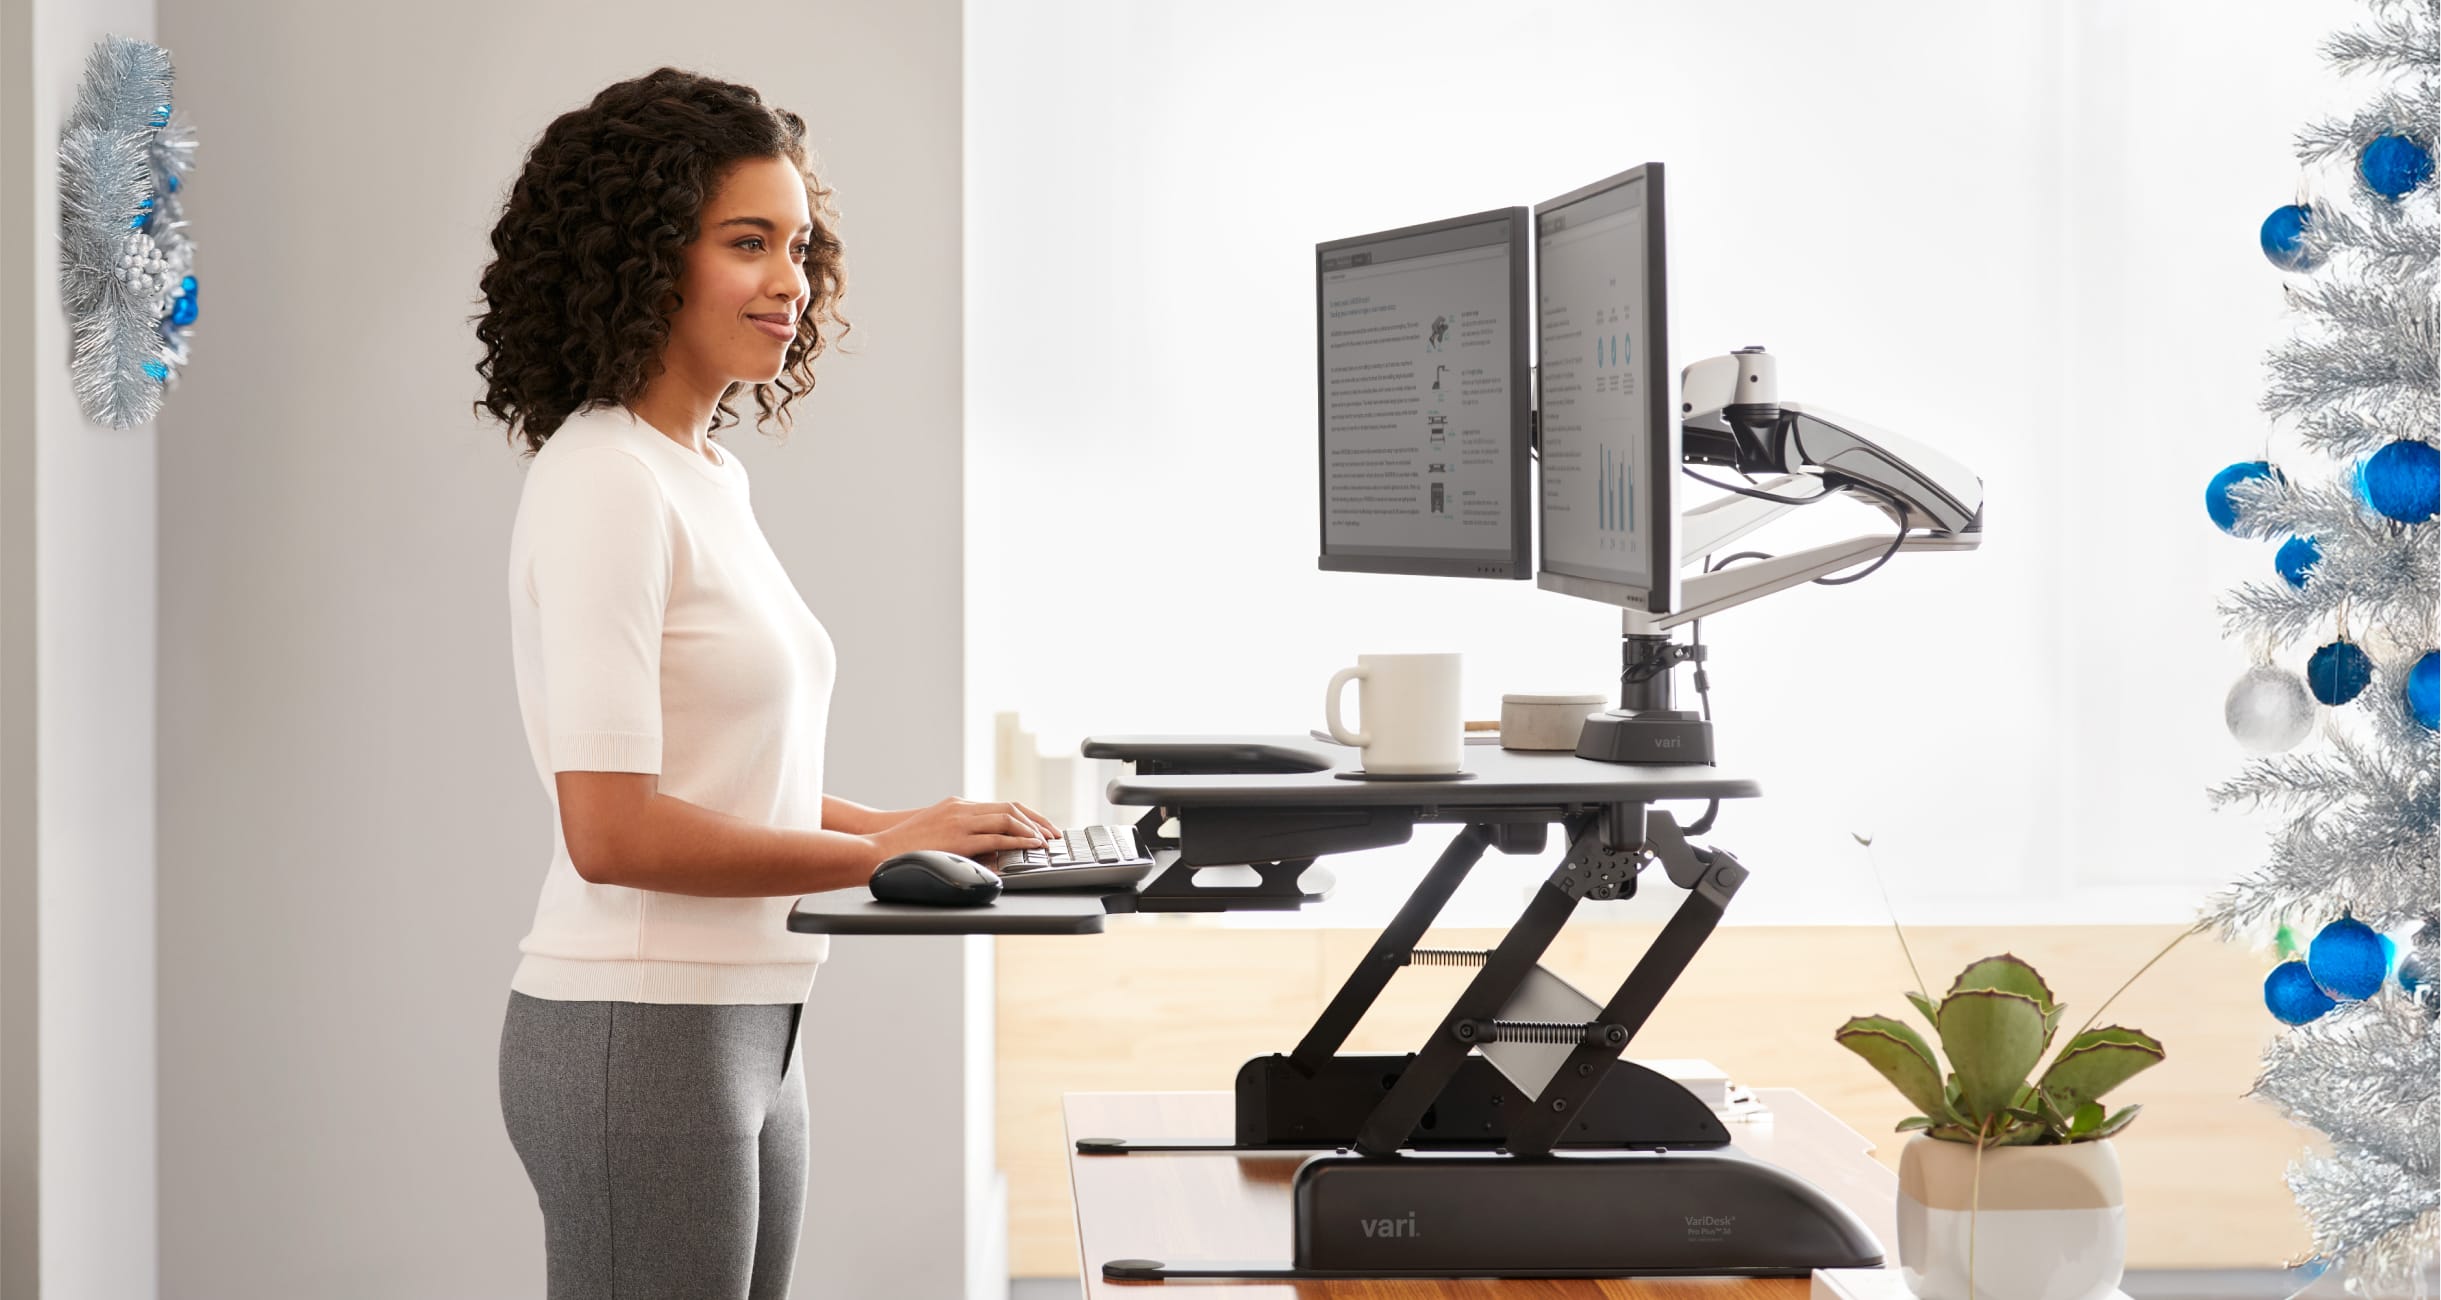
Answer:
[
  {"left": 1533, "top": 164, "right": 1677, "bottom": 615},
  {"left": 1316, "top": 207, "right": 1532, "bottom": 579}
]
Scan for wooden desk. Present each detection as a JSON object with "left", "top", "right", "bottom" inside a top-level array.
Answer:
[{"left": 1062, "top": 1090, "right": 1897, "bottom": 1298}]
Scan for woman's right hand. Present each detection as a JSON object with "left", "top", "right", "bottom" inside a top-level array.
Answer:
[{"left": 865, "top": 796, "right": 1053, "bottom": 868}]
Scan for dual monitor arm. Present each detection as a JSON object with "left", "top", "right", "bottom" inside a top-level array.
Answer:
[
  {"left": 1670, "top": 345, "right": 1985, "bottom": 632},
  {"left": 1578, "top": 347, "right": 1986, "bottom": 764}
]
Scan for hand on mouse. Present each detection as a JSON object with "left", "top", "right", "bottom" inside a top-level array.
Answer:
[{"left": 867, "top": 796, "right": 1056, "bottom": 864}]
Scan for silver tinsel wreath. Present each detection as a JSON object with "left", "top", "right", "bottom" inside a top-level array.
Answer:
[{"left": 58, "top": 35, "right": 198, "bottom": 429}]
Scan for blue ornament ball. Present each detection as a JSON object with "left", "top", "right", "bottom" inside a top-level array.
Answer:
[
  {"left": 2309, "top": 915, "right": 2387, "bottom": 1001},
  {"left": 2360, "top": 133, "right": 2435, "bottom": 202},
  {"left": 2358, "top": 440, "right": 2439, "bottom": 524},
  {"left": 2207, "top": 461, "right": 2280, "bottom": 534},
  {"left": 2409, "top": 650, "right": 2439, "bottom": 731},
  {"left": 2306, "top": 640, "right": 2373, "bottom": 706},
  {"left": 2265, "top": 959, "right": 2337, "bottom": 1025},
  {"left": 170, "top": 286, "right": 198, "bottom": 328},
  {"left": 2260, "top": 204, "right": 2318, "bottom": 270},
  {"left": 2275, "top": 535, "right": 2322, "bottom": 588}
]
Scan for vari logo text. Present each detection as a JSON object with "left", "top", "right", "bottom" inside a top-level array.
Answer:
[
  {"left": 1684, "top": 1214, "right": 1735, "bottom": 1239},
  {"left": 1359, "top": 1212, "right": 1420, "bottom": 1239}
]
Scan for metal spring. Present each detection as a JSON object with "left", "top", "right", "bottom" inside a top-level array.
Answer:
[
  {"left": 1409, "top": 948, "right": 1492, "bottom": 968},
  {"left": 1487, "top": 1019, "right": 1591, "bottom": 1045}
]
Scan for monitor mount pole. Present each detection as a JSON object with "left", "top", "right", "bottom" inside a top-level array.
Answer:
[{"left": 1578, "top": 631, "right": 1712, "bottom": 764}]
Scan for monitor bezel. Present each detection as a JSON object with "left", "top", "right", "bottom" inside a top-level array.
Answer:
[
  {"left": 1315, "top": 206, "right": 1534, "bottom": 580},
  {"left": 1531, "top": 162, "right": 1677, "bottom": 615}
]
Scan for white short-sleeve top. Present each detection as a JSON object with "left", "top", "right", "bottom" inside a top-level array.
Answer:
[{"left": 505, "top": 403, "right": 835, "bottom": 1004}]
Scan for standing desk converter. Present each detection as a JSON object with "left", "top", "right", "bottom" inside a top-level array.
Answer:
[{"left": 790, "top": 735, "right": 1891, "bottom": 1284}]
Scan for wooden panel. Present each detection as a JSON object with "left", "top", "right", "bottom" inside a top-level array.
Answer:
[
  {"left": 998, "top": 924, "right": 1328, "bottom": 1266},
  {"left": 1063, "top": 1089, "right": 1885, "bottom": 1298},
  {"left": 998, "top": 923, "right": 2311, "bottom": 1277}
]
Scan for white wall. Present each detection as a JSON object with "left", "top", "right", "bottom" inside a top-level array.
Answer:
[
  {"left": 156, "top": 2, "right": 985, "bottom": 1296},
  {"left": 3, "top": 7, "right": 35, "bottom": 1293},
  {"left": 967, "top": 0, "right": 2367, "bottom": 929},
  {"left": 6, "top": 0, "right": 162, "bottom": 1296}
]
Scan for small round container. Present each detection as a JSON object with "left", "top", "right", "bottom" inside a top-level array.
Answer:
[{"left": 1500, "top": 693, "right": 1608, "bottom": 751}]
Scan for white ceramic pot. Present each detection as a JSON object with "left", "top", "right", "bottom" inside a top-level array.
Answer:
[{"left": 1896, "top": 1134, "right": 2125, "bottom": 1300}]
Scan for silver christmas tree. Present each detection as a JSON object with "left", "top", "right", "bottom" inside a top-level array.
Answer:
[{"left": 2207, "top": 1, "right": 2441, "bottom": 1291}]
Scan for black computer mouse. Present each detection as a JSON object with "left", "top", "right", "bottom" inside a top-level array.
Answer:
[{"left": 868, "top": 850, "right": 1003, "bottom": 907}]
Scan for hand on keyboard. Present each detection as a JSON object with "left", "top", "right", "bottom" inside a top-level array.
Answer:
[
  {"left": 867, "top": 796, "right": 1058, "bottom": 864},
  {"left": 989, "top": 824, "right": 1149, "bottom": 874}
]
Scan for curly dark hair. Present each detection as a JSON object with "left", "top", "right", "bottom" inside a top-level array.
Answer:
[{"left": 473, "top": 68, "right": 848, "bottom": 457}]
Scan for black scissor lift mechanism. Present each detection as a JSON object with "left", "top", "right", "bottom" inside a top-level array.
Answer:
[{"left": 1076, "top": 749, "right": 1883, "bottom": 1282}]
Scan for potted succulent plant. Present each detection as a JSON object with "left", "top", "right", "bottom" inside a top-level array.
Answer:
[{"left": 1837, "top": 954, "right": 2164, "bottom": 1300}]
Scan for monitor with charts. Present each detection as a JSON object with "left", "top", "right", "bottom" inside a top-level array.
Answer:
[{"left": 1532, "top": 163, "right": 1677, "bottom": 614}]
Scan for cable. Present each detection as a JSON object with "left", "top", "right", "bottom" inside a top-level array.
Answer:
[
  {"left": 1689, "top": 411, "right": 1916, "bottom": 587},
  {"left": 1813, "top": 522, "right": 1911, "bottom": 585},
  {"left": 1689, "top": 550, "right": 1769, "bottom": 723},
  {"left": 1811, "top": 479, "right": 1911, "bottom": 585},
  {"left": 1686, "top": 500, "right": 1910, "bottom": 588},
  {"left": 1706, "top": 550, "right": 1774, "bottom": 572},
  {"left": 1684, "top": 612, "right": 1720, "bottom": 837},
  {"left": 1678, "top": 548, "right": 1767, "bottom": 841},
  {"left": 1682, "top": 467, "right": 1910, "bottom": 583},
  {"left": 1682, "top": 466, "right": 1830, "bottom": 506},
  {"left": 1688, "top": 620, "right": 1712, "bottom": 721}
]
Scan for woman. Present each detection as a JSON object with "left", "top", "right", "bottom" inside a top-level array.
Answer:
[{"left": 475, "top": 68, "right": 1054, "bottom": 1298}]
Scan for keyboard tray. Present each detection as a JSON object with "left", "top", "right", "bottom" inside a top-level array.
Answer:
[{"left": 997, "top": 861, "right": 1154, "bottom": 892}]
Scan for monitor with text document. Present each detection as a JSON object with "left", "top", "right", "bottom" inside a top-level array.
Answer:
[
  {"left": 1533, "top": 163, "right": 1677, "bottom": 615},
  {"left": 1316, "top": 207, "right": 1532, "bottom": 579}
]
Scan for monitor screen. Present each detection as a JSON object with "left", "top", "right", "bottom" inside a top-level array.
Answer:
[
  {"left": 1316, "top": 207, "right": 1531, "bottom": 579},
  {"left": 1534, "top": 164, "right": 1676, "bottom": 614}
]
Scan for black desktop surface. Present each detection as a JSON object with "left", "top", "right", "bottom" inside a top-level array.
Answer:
[{"left": 1088, "top": 734, "right": 1759, "bottom": 807}]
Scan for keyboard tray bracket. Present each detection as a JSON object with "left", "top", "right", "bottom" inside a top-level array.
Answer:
[{"left": 1108, "top": 856, "right": 1331, "bottom": 914}]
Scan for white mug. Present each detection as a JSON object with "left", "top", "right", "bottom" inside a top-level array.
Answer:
[{"left": 1324, "top": 653, "right": 1462, "bottom": 774}]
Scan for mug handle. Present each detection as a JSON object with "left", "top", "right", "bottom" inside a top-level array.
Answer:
[{"left": 1325, "top": 666, "right": 1371, "bottom": 748}]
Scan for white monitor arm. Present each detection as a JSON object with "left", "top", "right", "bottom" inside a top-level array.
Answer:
[
  {"left": 1680, "top": 347, "right": 1983, "bottom": 534},
  {"left": 1639, "top": 347, "right": 1985, "bottom": 634},
  {"left": 1577, "top": 347, "right": 1986, "bottom": 764}
]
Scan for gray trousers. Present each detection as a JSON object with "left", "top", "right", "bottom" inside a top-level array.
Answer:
[{"left": 498, "top": 990, "right": 808, "bottom": 1299}]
